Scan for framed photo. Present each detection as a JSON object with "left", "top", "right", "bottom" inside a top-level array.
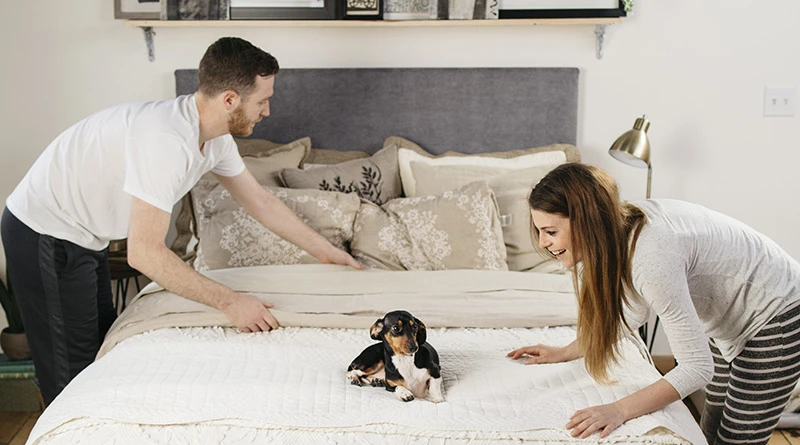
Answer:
[
  {"left": 498, "top": 0, "right": 626, "bottom": 19},
  {"left": 230, "top": 0, "right": 339, "bottom": 19},
  {"left": 342, "top": 0, "right": 381, "bottom": 20},
  {"left": 161, "top": 0, "right": 230, "bottom": 20},
  {"left": 114, "top": 0, "right": 161, "bottom": 19}
]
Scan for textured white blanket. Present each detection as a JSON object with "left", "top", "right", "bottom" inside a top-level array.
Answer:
[
  {"left": 30, "top": 327, "right": 704, "bottom": 444},
  {"left": 28, "top": 266, "right": 706, "bottom": 444}
]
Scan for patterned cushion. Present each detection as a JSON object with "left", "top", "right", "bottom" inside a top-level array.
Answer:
[
  {"left": 351, "top": 181, "right": 508, "bottom": 271},
  {"left": 410, "top": 162, "right": 564, "bottom": 273},
  {"left": 170, "top": 137, "right": 311, "bottom": 260},
  {"left": 191, "top": 182, "right": 360, "bottom": 271},
  {"left": 279, "top": 145, "right": 401, "bottom": 205}
]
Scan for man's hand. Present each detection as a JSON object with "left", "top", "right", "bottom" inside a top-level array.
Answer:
[
  {"left": 221, "top": 293, "right": 280, "bottom": 332},
  {"left": 319, "top": 246, "right": 365, "bottom": 270},
  {"left": 566, "top": 403, "right": 626, "bottom": 439},
  {"left": 507, "top": 344, "right": 571, "bottom": 364}
]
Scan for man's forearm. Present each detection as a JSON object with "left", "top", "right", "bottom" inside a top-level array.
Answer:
[{"left": 128, "top": 244, "right": 237, "bottom": 311}]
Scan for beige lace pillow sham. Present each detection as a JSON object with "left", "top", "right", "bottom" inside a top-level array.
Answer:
[
  {"left": 170, "top": 137, "right": 311, "bottom": 260},
  {"left": 351, "top": 181, "right": 507, "bottom": 271},
  {"left": 191, "top": 182, "right": 360, "bottom": 271},
  {"left": 410, "top": 162, "right": 563, "bottom": 273}
]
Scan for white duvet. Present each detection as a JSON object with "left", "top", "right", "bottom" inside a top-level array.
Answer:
[{"left": 27, "top": 265, "right": 706, "bottom": 444}]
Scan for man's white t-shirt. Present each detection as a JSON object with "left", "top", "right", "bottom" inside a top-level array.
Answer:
[{"left": 6, "top": 94, "right": 245, "bottom": 251}]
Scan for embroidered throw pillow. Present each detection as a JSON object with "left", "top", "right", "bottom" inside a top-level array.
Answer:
[
  {"left": 410, "top": 162, "right": 564, "bottom": 273},
  {"left": 351, "top": 181, "right": 508, "bottom": 271},
  {"left": 170, "top": 137, "right": 311, "bottom": 260},
  {"left": 279, "top": 144, "right": 401, "bottom": 205},
  {"left": 191, "top": 182, "right": 360, "bottom": 271}
]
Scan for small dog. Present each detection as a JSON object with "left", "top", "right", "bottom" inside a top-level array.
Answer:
[{"left": 346, "top": 310, "right": 444, "bottom": 403}]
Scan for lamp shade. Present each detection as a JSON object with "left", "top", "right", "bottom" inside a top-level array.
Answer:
[{"left": 608, "top": 116, "right": 651, "bottom": 168}]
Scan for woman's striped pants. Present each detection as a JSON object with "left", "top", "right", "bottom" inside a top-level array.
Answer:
[{"left": 700, "top": 300, "right": 800, "bottom": 444}]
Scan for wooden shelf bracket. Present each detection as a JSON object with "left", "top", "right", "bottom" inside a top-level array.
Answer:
[
  {"left": 594, "top": 24, "right": 609, "bottom": 60},
  {"left": 142, "top": 26, "right": 156, "bottom": 62}
]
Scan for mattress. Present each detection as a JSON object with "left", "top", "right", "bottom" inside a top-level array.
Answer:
[{"left": 27, "top": 265, "right": 706, "bottom": 444}]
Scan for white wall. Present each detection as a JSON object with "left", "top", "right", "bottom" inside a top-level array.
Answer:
[{"left": 1, "top": 1, "right": 798, "bottom": 354}]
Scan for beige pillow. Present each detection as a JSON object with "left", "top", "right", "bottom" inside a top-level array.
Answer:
[
  {"left": 410, "top": 162, "right": 562, "bottom": 272},
  {"left": 235, "top": 138, "right": 300, "bottom": 157},
  {"left": 306, "top": 148, "right": 371, "bottom": 165},
  {"left": 203, "top": 137, "right": 311, "bottom": 185},
  {"left": 170, "top": 138, "right": 311, "bottom": 260},
  {"left": 397, "top": 143, "right": 566, "bottom": 196},
  {"left": 384, "top": 135, "right": 581, "bottom": 162},
  {"left": 384, "top": 136, "right": 578, "bottom": 197},
  {"left": 351, "top": 181, "right": 507, "bottom": 271},
  {"left": 191, "top": 182, "right": 361, "bottom": 271},
  {"left": 280, "top": 145, "right": 401, "bottom": 205}
]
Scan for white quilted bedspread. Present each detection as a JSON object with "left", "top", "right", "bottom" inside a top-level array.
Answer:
[{"left": 29, "top": 326, "right": 705, "bottom": 444}]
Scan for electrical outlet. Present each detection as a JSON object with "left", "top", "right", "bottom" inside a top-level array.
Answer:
[{"left": 764, "top": 86, "right": 796, "bottom": 117}]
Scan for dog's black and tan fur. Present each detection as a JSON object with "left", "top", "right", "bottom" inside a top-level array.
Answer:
[{"left": 346, "top": 310, "right": 444, "bottom": 403}]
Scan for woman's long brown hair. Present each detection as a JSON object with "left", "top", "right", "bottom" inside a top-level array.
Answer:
[{"left": 529, "top": 163, "right": 646, "bottom": 383}]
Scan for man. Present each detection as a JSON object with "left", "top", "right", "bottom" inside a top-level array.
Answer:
[{"left": 0, "top": 37, "right": 362, "bottom": 406}]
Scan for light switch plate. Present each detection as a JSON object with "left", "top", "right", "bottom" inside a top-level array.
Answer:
[{"left": 764, "top": 86, "right": 796, "bottom": 117}]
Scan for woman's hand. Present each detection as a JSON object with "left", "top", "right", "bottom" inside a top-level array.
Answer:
[
  {"left": 566, "top": 403, "right": 626, "bottom": 438},
  {"left": 507, "top": 344, "right": 573, "bottom": 364}
]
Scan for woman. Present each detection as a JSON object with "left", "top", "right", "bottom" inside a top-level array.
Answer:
[{"left": 507, "top": 163, "right": 800, "bottom": 444}]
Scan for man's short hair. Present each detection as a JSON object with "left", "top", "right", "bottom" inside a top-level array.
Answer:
[{"left": 198, "top": 37, "right": 280, "bottom": 99}]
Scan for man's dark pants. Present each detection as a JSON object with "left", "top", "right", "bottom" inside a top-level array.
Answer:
[{"left": 1, "top": 208, "right": 116, "bottom": 405}]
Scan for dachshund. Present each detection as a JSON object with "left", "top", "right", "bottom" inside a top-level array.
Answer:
[{"left": 346, "top": 310, "right": 444, "bottom": 403}]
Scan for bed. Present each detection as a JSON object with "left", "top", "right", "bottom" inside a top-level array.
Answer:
[{"left": 26, "top": 68, "right": 706, "bottom": 444}]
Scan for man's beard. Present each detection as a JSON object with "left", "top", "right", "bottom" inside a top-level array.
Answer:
[{"left": 228, "top": 105, "right": 254, "bottom": 137}]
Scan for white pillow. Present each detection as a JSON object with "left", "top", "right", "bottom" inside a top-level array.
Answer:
[{"left": 398, "top": 148, "right": 567, "bottom": 197}]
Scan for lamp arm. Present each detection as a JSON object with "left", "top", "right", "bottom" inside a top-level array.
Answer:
[{"left": 646, "top": 164, "right": 652, "bottom": 200}]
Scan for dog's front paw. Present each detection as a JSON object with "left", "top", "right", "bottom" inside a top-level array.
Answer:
[
  {"left": 427, "top": 377, "right": 444, "bottom": 403},
  {"left": 370, "top": 378, "right": 386, "bottom": 387},
  {"left": 396, "top": 386, "right": 415, "bottom": 402},
  {"left": 428, "top": 393, "right": 445, "bottom": 403}
]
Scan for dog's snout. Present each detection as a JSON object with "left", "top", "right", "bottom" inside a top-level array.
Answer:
[{"left": 408, "top": 341, "right": 418, "bottom": 353}]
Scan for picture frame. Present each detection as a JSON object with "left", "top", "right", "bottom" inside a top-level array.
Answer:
[
  {"left": 161, "top": 0, "right": 230, "bottom": 20},
  {"left": 342, "top": 0, "right": 382, "bottom": 20},
  {"left": 230, "top": 0, "right": 339, "bottom": 19},
  {"left": 114, "top": 0, "right": 161, "bottom": 19},
  {"left": 498, "top": 0, "right": 626, "bottom": 19}
]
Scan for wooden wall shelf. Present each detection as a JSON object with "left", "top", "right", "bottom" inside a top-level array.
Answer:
[
  {"left": 124, "top": 17, "right": 620, "bottom": 28},
  {"left": 123, "top": 17, "right": 622, "bottom": 61}
]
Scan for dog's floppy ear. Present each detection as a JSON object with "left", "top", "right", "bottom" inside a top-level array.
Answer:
[
  {"left": 414, "top": 317, "right": 427, "bottom": 345},
  {"left": 370, "top": 318, "right": 384, "bottom": 340}
]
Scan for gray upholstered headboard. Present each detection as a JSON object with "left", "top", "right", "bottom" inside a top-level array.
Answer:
[{"left": 175, "top": 68, "right": 578, "bottom": 154}]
